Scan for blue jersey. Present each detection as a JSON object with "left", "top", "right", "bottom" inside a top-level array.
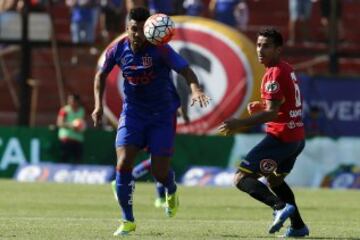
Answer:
[{"left": 101, "top": 38, "right": 188, "bottom": 116}]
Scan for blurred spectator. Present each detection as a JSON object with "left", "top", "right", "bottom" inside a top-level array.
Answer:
[
  {"left": 99, "top": 0, "right": 125, "bottom": 42},
  {"left": 173, "top": 0, "right": 185, "bottom": 15},
  {"left": 319, "top": 0, "right": 344, "bottom": 41},
  {"left": 287, "top": 0, "right": 313, "bottom": 46},
  {"left": 66, "top": 0, "right": 98, "bottom": 64},
  {"left": 125, "top": 0, "right": 146, "bottom": 11},
  {"left": 66, "top": 0, "right": 97, "bottom": 43},
  {"left": 0, "top": 0, "right": 19, "bottom": 12},
  {"left": 57, "top": 94, "right": 86, "bottom": 164},
  {"left": 0, "top": 0, "right": 19, "bottom": 33},
  {"left": 183, "top": 0, "right": 205, "bottom": 17},
  {"left": 208, "top": 0, "right": 247, "bottom": 31},
  {"left": 148, "top": 0, "right": 175, "bottom": 15},
  {"left": 29, "top": 0, "right": 47, "bottom": 11},
  {"left": 234, "top": 0, "right": 248, "bottom": 31}
]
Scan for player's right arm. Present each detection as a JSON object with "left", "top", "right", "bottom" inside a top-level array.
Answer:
[
  {"left": 92, "top": 71, "right": 109, "bottom": 127},
  {"left": 92, "top": 45, "right": 117, "bottom": 127},
  {"left": 56, "top": 108, "right": 73, "bottom": 129}
]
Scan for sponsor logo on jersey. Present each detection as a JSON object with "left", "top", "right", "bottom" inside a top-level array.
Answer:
[
  {"left": 142, "top": 55, "right": 152, "bottom": 68},
  {"left": 126, "top": 71, "right": 155, "bottom": 85},
  {"left": 287, "top": 120, "right": 304, "bottom": 129},
  {"left": 265, "top": 81, "right": 280, "bottom": 93},
  {"left": 289, "top": 109, "right": 302, "bottom": 118}
]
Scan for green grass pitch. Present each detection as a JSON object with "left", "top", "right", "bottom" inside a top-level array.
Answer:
[{"left": 1, "top": 179, "right": 360, "bottom": 239}]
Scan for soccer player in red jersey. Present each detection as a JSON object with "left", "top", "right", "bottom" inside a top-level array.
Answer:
[{"left": 218, "top": 28, "right": 309, "bottom": 238}]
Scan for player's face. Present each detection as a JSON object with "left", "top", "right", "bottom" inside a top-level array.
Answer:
[
  {"left": 127, "top": 19, "right": 147, "bottom": 51},
  {"left": 256, "top": 36, "right": 281, "bottom": 67}
]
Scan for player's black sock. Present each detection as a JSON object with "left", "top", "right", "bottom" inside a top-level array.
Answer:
[
  {"left": 271, "top": 181, "right": 305, "bottom": 229},
  {"left": 236, "top": 176, "right": 285, "bottom": 210}
]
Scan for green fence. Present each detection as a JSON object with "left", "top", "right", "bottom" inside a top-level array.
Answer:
[{"left": 0, "top": 127, "right": 234, "bottom": 179}]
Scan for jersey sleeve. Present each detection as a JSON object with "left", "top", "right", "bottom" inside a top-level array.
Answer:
[
  {"left": 101, "top": 44, "right": 117, "bottom": 73},
  {"left": 261, "top": 68, "right": 284, "bottom": 101},
  {"left": 159, "top": 44, "right": 189, "bottom": 72},
  {"left": 58, "top": 107, "right": 67, "bottom": 118}
]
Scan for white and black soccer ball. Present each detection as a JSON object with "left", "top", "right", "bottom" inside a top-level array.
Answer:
[{"left": 143, "top": 14, "right": 175, "bottom": 46}]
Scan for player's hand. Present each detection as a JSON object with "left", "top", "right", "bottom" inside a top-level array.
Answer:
[
  {"left": 247, "top": 101, "right": 265, "bottom": 115},
  {"left": 91, "top": 107, "right": 103, "bottom": 127},
  {"left": 218, "top": 118, "right": 241, "bottom": 136},
  {"left": 190, "top": 90, "right": 210, "bottom": 108}
]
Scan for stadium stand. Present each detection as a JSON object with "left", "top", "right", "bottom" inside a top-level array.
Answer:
[{"left": 0, "top": 0, "right": 359, "bottom": 126}]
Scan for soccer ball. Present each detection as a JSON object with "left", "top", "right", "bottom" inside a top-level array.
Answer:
[{"left": 144, "top": 14, "right": 175, "bottom": 46}]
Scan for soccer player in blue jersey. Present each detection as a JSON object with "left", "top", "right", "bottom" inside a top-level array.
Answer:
[
  {"left": 92, "top": 7, "right": 210, "bottom": 236},
  {"left": 111, "top": 107, "right": 190, "bottom": 208}
]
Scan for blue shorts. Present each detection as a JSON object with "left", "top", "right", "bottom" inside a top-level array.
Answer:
[
  {"left": 115, "top": 111, "right": 177, "bottom": 157},
  {"left": 239, "top": 134, "right": 305, "bottom": 176},
  {"left": 289, "top": 0, "right": 312, "bottom": 21}
]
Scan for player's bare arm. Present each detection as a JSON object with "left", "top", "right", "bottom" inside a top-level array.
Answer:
[
  {"left": 247, "top": 101, "right": 266, "bottom": 115},
  {"left": 218, "top": 99, "right": 282, "bottom": 135},
  {"left": 92, "top": 71, "right": 108, "bottom": 127},
  {"left": 178, "top": 67, "right": 210, "bottom": 108}
]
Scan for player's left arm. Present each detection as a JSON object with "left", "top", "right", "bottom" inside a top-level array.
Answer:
[
  {"left": 178, "top": 67, "right": 210, "bottom": 108},
  {"left": 218, "top": 99, "right": 282, "bottom": 135}
]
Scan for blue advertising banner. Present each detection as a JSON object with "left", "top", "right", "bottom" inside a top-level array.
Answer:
[
  {"left": 321, "top": 164, "right": 360, "bottom": 189},
  {"left": 299, "top": 75, "right": 360, "bottom": 137},
  {"left": 14, "top": 163, "right": 114, "bottom": 184},
  {"left": 181, "top": 166, "right": 235, "bottom": 187}
]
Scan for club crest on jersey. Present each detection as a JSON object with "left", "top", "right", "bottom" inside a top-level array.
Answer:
[
  {"left": 260, "top": 159, "right": 277, "bottom": 174},
  {"left": 142, "top": 56, "right": 152, "bottom": 68},
  {"left": 265, "top": 81, "right": 280, "bottom": 93}
]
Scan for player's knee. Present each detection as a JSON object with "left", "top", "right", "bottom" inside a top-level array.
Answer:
[
  {"left": 234, "top": 170, "right": 244, "bottom": 187},
  {"left": 234, "top": 170, "right": 255, "bottom": 192},
  {"left": 267, "top": 174, "right": 285, "bottom": 188},
  {"left": 116, "top": 157, "right": 133, "bottom": 172}
]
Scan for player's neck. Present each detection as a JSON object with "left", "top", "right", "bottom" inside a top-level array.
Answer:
[
  {"left": 265, "top": 58, "right": 281, "bottom": 68},
  {"left": 130, "top": 43, "right": 145, "bottom": 53}
]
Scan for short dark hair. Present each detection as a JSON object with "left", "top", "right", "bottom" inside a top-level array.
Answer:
[
  {"left": 257, "top": 28, "right": 283, "bottom": 47},
  {"left": 128, "top": 7, "right": 150, "bottom": 22}
]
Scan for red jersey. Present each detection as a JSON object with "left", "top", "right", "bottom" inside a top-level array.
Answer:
[{"left": 260, "top": 61, "right": 305, "bottom": 142}]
